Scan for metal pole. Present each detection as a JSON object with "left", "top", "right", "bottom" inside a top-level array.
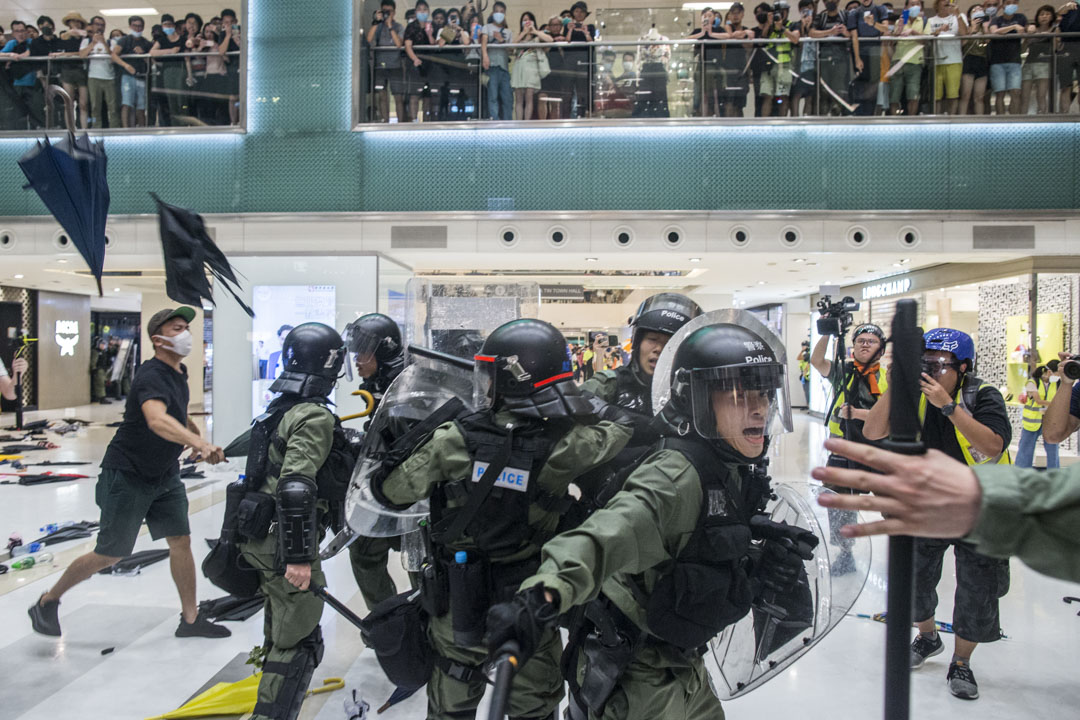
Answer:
[
  {"left": 1052, "top": 38, "right": 1059, "bottom": 114},
  {"left": 816, "top": 39, "right": 822, "bottom": 116},
  {"left": 1030, "top": 272, "right": 1039, "bottom": 367},
  {"left": 931, "top": 37, "right": 937, "bottom": 115}
]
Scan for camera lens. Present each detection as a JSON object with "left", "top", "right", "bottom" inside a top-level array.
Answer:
[{"left": 1064, "top": 359, "right": 1080, "bottom": 381}]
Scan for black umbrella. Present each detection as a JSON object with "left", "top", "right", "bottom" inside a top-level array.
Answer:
[
  {"left": 151, "top": 193, "right": 254, "bottom": 317},
  {"left": 17, "top": 86, "right": 108, "bottom": 296}
]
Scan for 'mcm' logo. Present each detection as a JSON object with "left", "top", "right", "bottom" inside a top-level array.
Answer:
[{"left": 55, "top": 320, "right": 79, "bottom": 357}]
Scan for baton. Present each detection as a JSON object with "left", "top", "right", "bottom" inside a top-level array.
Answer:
[
  {"left": 487, "top": 640, "right": 520, "bottom": 720},
  {"left": 878, "top": 298, "right": 924, "bottom": 720},
  {"left": 309, "top": 583, "right": 367, "bottom": 632}
]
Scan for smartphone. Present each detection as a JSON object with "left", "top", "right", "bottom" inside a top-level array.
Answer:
[{"left": 902, "top": 8, "right": 910, "bottom": 21}]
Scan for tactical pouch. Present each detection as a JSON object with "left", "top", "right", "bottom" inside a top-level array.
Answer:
[
  {"left": 448, "top": 555, "right": 490, "bottom": 647},
  {"left": 237, "top": 492, "right": 276, "bottom": 541},
  {"left": 201, "top": 480, "right": 262, "bottom": 598},
  {"left": 579, "top": 632, "right": 636, "bottom": 716},
  {"left": 419, "top": 557, "right": 449, "bottom": 618},
  {"left": 360, "top": 590, "right": 433, "bottom": 692}
]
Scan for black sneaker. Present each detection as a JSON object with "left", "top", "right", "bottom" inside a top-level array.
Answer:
[
  {"left": 910, "top": 632, "right": 944, "bottom": 669},
  {"left": 948, "top": 661, "right": 979, "bottom": 700},
  {"left": 28, "top": 595, "right": 61, "bottom": 636},
  {"left": 175, "top": 612, "right": 232, "bottom": 639}
]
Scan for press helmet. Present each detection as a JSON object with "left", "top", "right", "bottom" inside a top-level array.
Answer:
[
  {"left": 269, "top": 322, "right": 347, "bottom": 398},
  {"left": 474, "top": 318, "right": 593, "bottom": 418},
  {"left": 923, "top": 328, "right": 975, "bottom": 372}
]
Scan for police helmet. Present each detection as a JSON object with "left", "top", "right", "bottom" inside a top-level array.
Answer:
[
  {"left": 629, "top": 293, "right": 703, "bottom": 372},
  {"left": 344, "top": 313, "right": 402, "bottom": 362},
  {"left": 269, "top": 322, "right": 347, "bottom": 398}
]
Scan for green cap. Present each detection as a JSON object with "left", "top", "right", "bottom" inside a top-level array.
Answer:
[{"left": 147, "top": 306, "right": 196, "bottom": 338}]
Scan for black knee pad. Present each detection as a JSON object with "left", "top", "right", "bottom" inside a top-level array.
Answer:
[{"left": 254, "top": 624, "right": 324, "bottom": 720}]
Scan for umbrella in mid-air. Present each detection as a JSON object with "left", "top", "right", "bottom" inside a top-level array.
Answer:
[
  {"left": 17, "top": 86, "right": 108, "bottom": 295},
  {"left": 151, "top": 193, "right": 254, "bottom": 318}
]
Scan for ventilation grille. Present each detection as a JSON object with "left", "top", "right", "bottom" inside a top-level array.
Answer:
[
  {"left": 390, "top": 226, "right": 448, "bottom": 249},
  {"left": 972, "top": 225, "right": 1035, "bottom": 249}
]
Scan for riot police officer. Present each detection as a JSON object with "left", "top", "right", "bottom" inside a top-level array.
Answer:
[
  {"left": 240, "top": 323, "right": 349, "bottom": 720},
  {"left": 371, "top": 318, "right": 637, "bottom": 720},
  {"left": 344, "top": 313, "right": 411, "bottom": 607},
  {"left": 485, "top": 320, "right": 812, "bottom": 720},
  {"left": 581, "top": 292, "right": 702, "bottom": 416}
]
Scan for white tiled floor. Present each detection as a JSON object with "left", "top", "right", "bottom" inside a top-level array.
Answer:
[{"left": 0, "top": 404, "right": 1077, "bottom": 720}]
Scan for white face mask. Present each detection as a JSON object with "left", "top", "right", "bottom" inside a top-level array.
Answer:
[
  {"left": 1050, "top": 375, "right": 1060, "bottom": 383},
  {"left": 157, "top": 329, "right": 193, "bottom": 357}
]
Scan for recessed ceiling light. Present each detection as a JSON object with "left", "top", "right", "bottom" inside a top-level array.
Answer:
[
  {"left": 14, "top": 274, "right": 23, "bottom": 279},
  {"left": 99, "top": 8, "right": 159, "bottom": 17},
  {"left": 793, "top": 258, "right": 805, "bottom": 263},
  {"left": 585, "top": 257, "right": 598, "bottom": 262},
  {"left": 757, "top": 280, "right": 766, "bottom": 285},
  {"left": 113, "top": 287, "right": 121, "bottom": 292},
  {"left": 689, "top": 257, "right": 701, "bottom": 263}
]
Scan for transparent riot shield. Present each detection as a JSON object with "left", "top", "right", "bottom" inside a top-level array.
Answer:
[
  {"left": 319, "top": 350, "right": 475, "bottom": 559},
  {"left": 404, "top": 278, "right": 541, "bottom": 361},
  {"left": 706, "top": 482, "right": 872, "bottom": 700}
]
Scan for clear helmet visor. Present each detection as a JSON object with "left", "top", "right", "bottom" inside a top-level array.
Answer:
[
  {"left": 472, "top": 355, "right": 498, "bottom": 411},
  {"left": 686, "top": 363, "right": 793, "bottom": 446}
]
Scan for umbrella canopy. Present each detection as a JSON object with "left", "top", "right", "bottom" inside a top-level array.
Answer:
[
  {"left": 17, "top": 116, "right": 109, "bottom": 296},
  {"left": 144, "top": 673, "right": 261, "bottom": 720},
  {"left": 152, "top": 193, "right": 254, "bottom": 318}
]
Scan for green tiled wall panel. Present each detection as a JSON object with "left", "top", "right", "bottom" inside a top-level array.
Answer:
[{"left": 0, "top": 0, "right": 1076, "bottom": 217}]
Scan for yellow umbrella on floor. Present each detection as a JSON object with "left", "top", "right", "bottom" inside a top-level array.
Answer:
[{"left": 145, "top": 675, "right": 343, "bottom": 720}]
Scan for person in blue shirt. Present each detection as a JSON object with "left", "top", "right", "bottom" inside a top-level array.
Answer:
[
  {"left": 1, "top": 20, "right": 45, "bottom": 128},
  {"left": 846, "top": 0, "right": 891, "bottom": 114}
]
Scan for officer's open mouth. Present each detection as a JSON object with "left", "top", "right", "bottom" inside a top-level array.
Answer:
[{"left": 742, "top": 427, "right": 765, "bottom": 442}]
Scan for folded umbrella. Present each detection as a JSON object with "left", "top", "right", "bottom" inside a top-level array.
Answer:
[{"left": 151, "top": 193, "right": 254, "bottom": 317}]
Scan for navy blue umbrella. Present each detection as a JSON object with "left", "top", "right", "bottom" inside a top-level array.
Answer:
[{"left": 16, "top": 87, "right": 108, "bottom": 295}]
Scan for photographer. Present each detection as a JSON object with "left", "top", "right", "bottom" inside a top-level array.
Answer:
[
  {"left": 1016, "top": 360, "right": 1060, "bottom": 468},
  {"left": 1037, "top": 351, "right": 1080, "bottom": 444},
  {"left": 760, "top": 0, "right": 801, "bottom": 116},
  {"left": 863, "top": 328, "right": 1011, "bottom": 702}
]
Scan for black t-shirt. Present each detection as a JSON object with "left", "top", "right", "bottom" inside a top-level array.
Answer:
[
  {"left": 404, "top": 21, "right": 432, "bottom": 48},
  {"left": 815, "top": 11, "right": 849, "bottom": 59},
  {"left": 922, "top": 383, "right": 1012, "bottom": 465},
  {"left": 722, "top": 25, "right": 750, "bottom": 71},
  {"left": 28, "top": 35, "right": 64, "bottom": 76},
  {"left": 155, "top": 32, "right": 187, "bottom": 62},
  {"left": 117, "top": 34, "right": 154, "bottom": 74},
  {"left": 101, "top": 358, "right": 190, "bottom": 483},
  {"left": 989, "top": 14, "right": 1027, "bottom": 64},
  {"left": 566, "top": 23, "right": 596, "bottom": 43}
]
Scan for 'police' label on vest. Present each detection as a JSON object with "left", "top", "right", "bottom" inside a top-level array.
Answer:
[{"left": 472, "top": 461, "right": 531, "bottom": 492}]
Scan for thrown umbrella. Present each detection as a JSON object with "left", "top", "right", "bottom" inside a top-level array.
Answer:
[
  {"left": 151, "top": 193, "right": 254, "bottom": 317},
  {"left": 17, "top": 86, "right": 109, "bottom": 296}
]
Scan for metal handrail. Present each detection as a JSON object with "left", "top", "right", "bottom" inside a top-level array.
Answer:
[{"left": 2, "top": 50, "right": 241, "bottom": 62}]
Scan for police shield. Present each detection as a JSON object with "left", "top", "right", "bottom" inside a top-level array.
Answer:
[
  {"left": 403, "top": 277, "right": 541, "bottom": 361},
  {"left": 652, "top": 308, "right": 792, "bottom": 426},
  {"left": 705, "top": 482, "right": 872, "bottom": 699},
  {"left": 320, "top": 349, "right": 476, "bottom": 559}
]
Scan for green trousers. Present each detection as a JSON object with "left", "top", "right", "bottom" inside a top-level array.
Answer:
[
  {"left": 580, "top": 644, "right": 725, "bottom": 720},
  {"left": 243, "top": 535, "right": 326, "bottom": 720},
  {"left": 92, "top": 368, "right": 106, "bottom": 400},
  {"left": 427, "top": 611, "right": 564, "bottom": 720},
  {"left": 348, "top": 534, "right": 400, "bottom": 609}
]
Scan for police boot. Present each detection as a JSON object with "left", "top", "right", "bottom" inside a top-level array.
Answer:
[{"left": 251, "top": 625, "right": 324, "bottom": 720}]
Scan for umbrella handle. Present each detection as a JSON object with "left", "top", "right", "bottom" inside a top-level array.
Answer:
[{"left": 45, "top": 85, "right": 76, "bottom": 134}]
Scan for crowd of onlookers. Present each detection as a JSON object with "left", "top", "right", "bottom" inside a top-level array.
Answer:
[
  {"left": 362, "top": 0, "right": 1080, "bottom": 121},
  {"left": 0, "top": 9, "right": 241, "bottom": 130}
]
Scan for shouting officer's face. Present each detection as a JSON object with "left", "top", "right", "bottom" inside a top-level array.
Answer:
[
  {"left": 637, "top": 331, "right": 669, "bottom": 376},
  {"left": 355, "top": 352, "right": 378, "bottom": 379},
  {"left": 711, "top": 387, "right": 770, "bottom": 458},
  {"left": 852, "top": 332, "right": 881, "bottom": 365}
]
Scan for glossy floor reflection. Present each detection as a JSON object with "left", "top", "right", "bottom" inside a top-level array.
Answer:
[{"left": 0, "top": 405, "right": 1076, "bottom": 720}]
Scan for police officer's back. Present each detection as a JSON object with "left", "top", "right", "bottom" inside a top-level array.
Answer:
[{"left": 372, "top": 318, "right": 636, "bottom": 720}]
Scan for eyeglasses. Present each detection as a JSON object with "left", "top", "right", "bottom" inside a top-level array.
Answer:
[
  {"left": 921, "top": 360, "right": 960, "bottom": 375},
  {"left": 854, "top": 338, "right": 880, "bottom": 347}
]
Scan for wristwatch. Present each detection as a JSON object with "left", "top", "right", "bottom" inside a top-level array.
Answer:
[{"left": 941, "top": 401, "right": 957, "bottom": 417}]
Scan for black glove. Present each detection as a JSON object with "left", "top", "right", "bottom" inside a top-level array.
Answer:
[
  {"left": 751, "top": 539, "right": 809, "bottom": 597},
  {"left": 484, "top": 585, "right": 560, "bottom": 664},
  {"left": 587, "top": 396, "right": 656, "bottom": 445}
]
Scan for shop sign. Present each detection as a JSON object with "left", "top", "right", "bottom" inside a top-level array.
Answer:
[
  {"left": 55, "top": 320, "right": 79, "bottom": 357},
  {"left": 862, "top": 277, "right": 912, "bottom": 300},
  {"left": 541, "top": 284, "right": 585, "bottom": 300}
]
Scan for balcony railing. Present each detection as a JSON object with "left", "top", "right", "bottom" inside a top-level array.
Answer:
[
  {"left": 355, "top": 32, "right": 1080, "bottom": 127},
  {"left": 0, "top": 50, "right": 243, "bottom": 133}
]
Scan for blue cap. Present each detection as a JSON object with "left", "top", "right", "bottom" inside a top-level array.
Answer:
[{"left": 455, "top": 551, "right": 468, "bottom": 564}]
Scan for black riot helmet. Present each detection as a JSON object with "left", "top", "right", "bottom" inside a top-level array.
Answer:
[
  {"left": 474, "top": 318, "right": 594, "bottom": 418},
  {"left": 269, "top": 322, "right": 347, "bottom": 398},
  {"left": 661, "top": 323, "right": 792, "bottom": 457},
  {"left": 629, "top": 292, "right": 703, "bottom": 376},
  {"left": 344, "top": 312, "right": 402, "bottom": 362}
]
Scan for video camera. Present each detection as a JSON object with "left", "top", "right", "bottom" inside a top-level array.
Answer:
[
  {"left": 816, "top": 295, "right": 859, "bottom": 337},
  {"left": 1060, "top": 355, "right": 1080, "bottom": 381}
]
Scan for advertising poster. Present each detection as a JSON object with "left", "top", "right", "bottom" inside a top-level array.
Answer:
[{"left": 252, "top": 285, "right": 336, "bottom": 416}]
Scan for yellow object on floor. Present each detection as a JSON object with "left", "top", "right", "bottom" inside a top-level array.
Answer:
[
  {"left": 0, "top": 455, "right": 25, "bottom": 463},
  {"left": 144, "top": 674, "right": 344, "bottom": 719}
]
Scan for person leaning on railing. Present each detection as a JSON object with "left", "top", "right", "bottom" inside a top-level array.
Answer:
[
  {"left": 1021, "top": 5, "right": 1057, "bottom": 114},
  {"left": 926, "top": 0, "right": 969, "bottom": 115},
  {"left": 810, "top": 0, "right": 855, "bottom": 114},
  {"left": 1055, "top": 1, "right": 1080, "bottom": 111},
  {"left": 888, "top": 0, "right": 927, "bottom": 116},
  {"left": 988, "top": 1, "right": 1027, "bottom": 114},
  {"left": 960, "top": 4, "right": 991, "bottom": 113},
  {"left": 79, "top": 26, "right": 135, "bottom": 129}
]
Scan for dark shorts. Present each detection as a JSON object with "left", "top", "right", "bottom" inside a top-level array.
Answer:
[
  {"left": 963, "top": 54, "right": 989, "bottom": 80},
  {"left": 1056, "top": 49, "right": 1080, "bottom": 89},
  {"left": 914, "top": 538, "right": 1010, "bottom": 643},
  {"left": 374, "top": 66, "right": 406, "bottom": 95},
  {"left": 95, "top": 467, "right": 189, "bottom": 557}
]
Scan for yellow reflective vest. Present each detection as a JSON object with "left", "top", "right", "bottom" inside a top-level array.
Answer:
[
  {"left": 828, "top": 365, "right": 888, "bottom": 437},
  {"left": 1021, "top": 379, "right": 1058, "bottom": 433},
  {"left": 918, "top": 380, "right": 1012, "bottom": 466}
]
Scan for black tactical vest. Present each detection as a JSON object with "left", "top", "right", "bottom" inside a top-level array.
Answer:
[
  {"left": 430, "top": 411, "right": 572, "bottom": 558},
  {"left": 613, "top": 366, "right": 652, "bottom": 417},
  {"left": 640, "top": 436, "right": 771, "bottom": 653}
]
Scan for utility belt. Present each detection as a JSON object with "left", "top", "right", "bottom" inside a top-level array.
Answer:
[
  {"left": 563, "top": 594, "right": 645, "bottom": 717},
  {"left": 422, "top": 548, "right": 541, "bottom": 647}
]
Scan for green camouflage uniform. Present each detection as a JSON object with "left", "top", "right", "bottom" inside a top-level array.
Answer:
[{"left": 381, "top": 411, "right": 633, "bottom": 720}]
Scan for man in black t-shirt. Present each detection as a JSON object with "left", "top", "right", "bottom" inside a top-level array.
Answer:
[
  {"left": 864, "top": 328, "right": 1012, "bottom": 701},
  {"left": 987, "top": 6, "right": 1026, "bottom": 114},
  {"left": 114, "top": 15, "right": 153, "bottom": 127},
  {"left": 29, "top": 307, "right": 230, "bottom": 640}
]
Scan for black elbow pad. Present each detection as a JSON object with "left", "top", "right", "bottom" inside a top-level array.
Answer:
[{"left": 277, "top": 476, "right": 319, "bottom": 564}]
